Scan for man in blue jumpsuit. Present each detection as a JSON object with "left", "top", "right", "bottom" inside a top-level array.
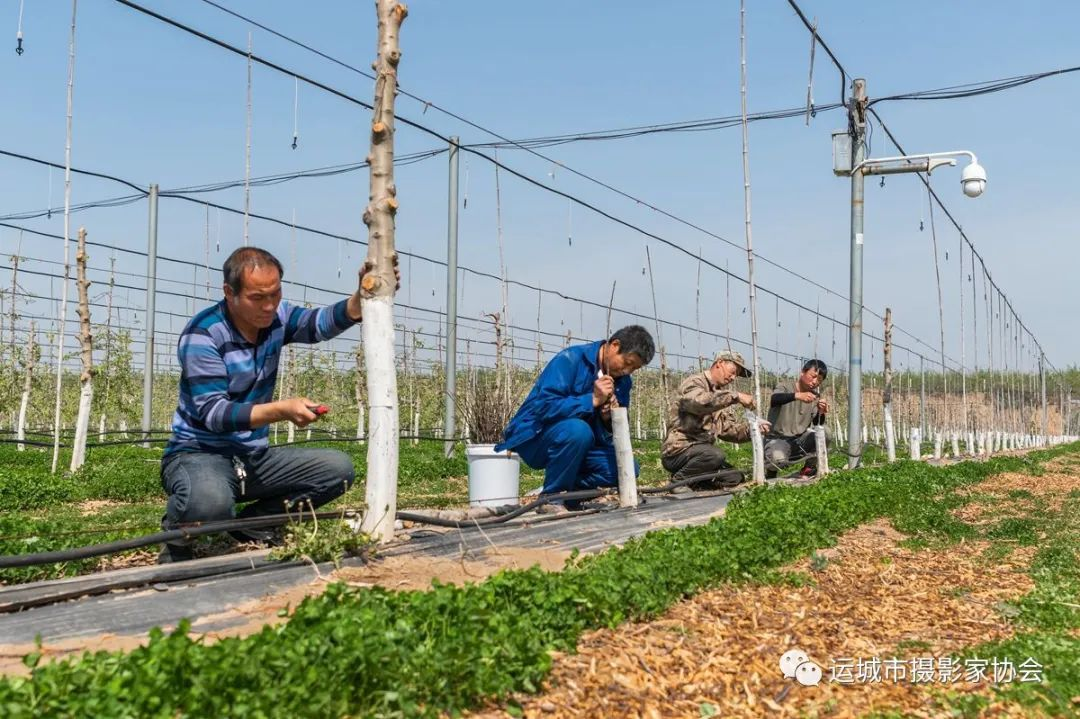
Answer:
[{"left": 495, "top": 325, "right": 655, "bottom": 509}]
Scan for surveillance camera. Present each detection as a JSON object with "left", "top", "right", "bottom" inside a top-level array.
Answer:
[{"left": 961, "top": 160, "right": 987, "bottom": 198}]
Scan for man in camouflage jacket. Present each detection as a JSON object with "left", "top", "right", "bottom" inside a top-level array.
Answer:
[{"left": 661, "top": 350, "right": 769, "bottom": 489}]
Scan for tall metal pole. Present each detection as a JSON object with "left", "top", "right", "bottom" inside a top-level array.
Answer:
[
  {"left": 442, "top": 137, "right": 460, "bottom": 457},
  {"left": 1039, "top": 351, "right": 1047, "bottom": 440},
  {"left": 141, "top": 183, "right": 159, "bottom": 447},
  {"left": 847, "top": 78, "right": 867, "bottom": 468}
]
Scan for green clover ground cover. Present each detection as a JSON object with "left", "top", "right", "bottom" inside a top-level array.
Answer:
[
  {"left": 924, "top": 475, "right": 1080, "bottom": 717},
  {"left": 1, "top": 443, "right": 1072, "bottom": 717}
]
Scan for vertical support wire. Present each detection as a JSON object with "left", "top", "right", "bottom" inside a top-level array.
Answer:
[
  {"left": 51, "top": 0, "right": 78, "bottom": 474},
  {"left": 292, "top": 75, "right": 299, "bottom": 149},
  {"left": 243, "top": 31, "right": 253, "bottom": 246},
  {"left": 738, "top": 0, "right": 764, "bottom": 483}
]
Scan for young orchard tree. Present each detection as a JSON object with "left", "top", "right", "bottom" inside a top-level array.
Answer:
[
  {"left": 70, "top": 228, "right": 94, "bottom": 471},
  {"left": 359, "top": 0, "right": 407, "bottom": 542}
]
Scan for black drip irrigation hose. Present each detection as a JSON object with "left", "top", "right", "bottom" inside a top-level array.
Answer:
[
  {"left": 0, "top": 510, "right": 361, "bottom": 569},
  {"left": 0, "top": 490, "right": 612, "bottom": 569},
  {"left": 396, "top": 488, "right": 611, "bottom": 528}
]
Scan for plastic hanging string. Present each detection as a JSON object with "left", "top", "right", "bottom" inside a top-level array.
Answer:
[
  {"left": 292, "top": 75, "right": 299, "bottom": 149},
  {"left": 918, "top": 179, "right": 925, "bottom": 231},
  {"left": 15, "top": 0, "right": 25, "bottom": 54},
  {"left": 462, "top": 157, "right": 469, "bottom": 209},
  {"left": 804, "top": 19, "right": 816, "bottom": 124},
  {"left": 567, "top": 198, "right": 573, "bottom": 246}
]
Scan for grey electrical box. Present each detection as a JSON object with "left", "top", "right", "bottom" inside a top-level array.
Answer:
[{"left": 832, "top": 129, "right": 852, "bottom": 175}]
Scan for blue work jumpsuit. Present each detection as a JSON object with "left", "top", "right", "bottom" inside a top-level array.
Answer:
[{"left": 495, "top": 340, "right": 639, "bottom": 494}]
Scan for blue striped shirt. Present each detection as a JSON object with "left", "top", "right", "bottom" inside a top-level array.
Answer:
[{"left": 165, "top": 298, "right": 357, "bottom": 456}]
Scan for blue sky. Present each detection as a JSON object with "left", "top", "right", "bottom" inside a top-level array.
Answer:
[{"left": 2, "top": 0, "right": 1077, "bottom": 379}]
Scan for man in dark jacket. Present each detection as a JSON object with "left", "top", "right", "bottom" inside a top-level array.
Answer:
[
  {"left": 765, "top": 359, "right": 829, "bottom": 478},
  {"left": 495, "top": 325, "right": 654, "bottom": 507}
]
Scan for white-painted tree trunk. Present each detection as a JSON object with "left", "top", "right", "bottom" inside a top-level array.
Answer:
[
  {"left": 882, "top": 309, "right": 895, "bottom": 463},
  {"left": 98, "top": 414, "right": 106, "bottom": 442},
  {"left": 950, "top": 432, "right": 960, "bottom": 458},
  {"left": 16, "top": 387, "right": 31, "bottom": 452},
  {"left": 16, "top": 321, "right": 35, "bottom": 452},
  {"left": 611, "top": 407, "right": 637, "bottom": 507},
  {"left": 411, "top": 399, "right": 419, "bottom": 447},
  {"left": 883, "top": 406, "right": 896, "bottom": 462},
  {"left": 814, "top": 425, "right": 829, "bottom": 476},
  {"left": 909, "top": 427, "right": 921, "bottom": 460},
  {"left": 119, "top": 419, "right": 128, "bottom": 438},
  {"left": 750, "top": 417, "right": 766, "bottom": 483},
  {"left": 70, "top": 384, "right": 93, "bottom": 470},
  {"left": 933, "top": 431, "right": 943, "bottom": 459},
  {"left": 361, "top": 297, "right": 399, "bottom": 540},
  {"left": 70, "top": 228, "right": 93, "bottom": 472}
]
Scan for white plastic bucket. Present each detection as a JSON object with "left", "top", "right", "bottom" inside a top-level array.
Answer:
[{"left": 465, "top": 444, "right": 521, "bottom": 508}]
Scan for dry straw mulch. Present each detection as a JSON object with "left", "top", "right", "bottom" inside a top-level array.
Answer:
[{"left": 471, "top": 463, "right": 1080, "bottom": 718}]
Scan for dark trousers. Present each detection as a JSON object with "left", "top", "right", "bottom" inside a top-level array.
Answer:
[
  {"left": 161, "top": 446, "right": 355, "bottom": 531},
  {"left": 661, "top": 443, "right": 743, "bottom": 488},
  {"left": 764, "top": 430, "right": 819, "bottom": 474}
]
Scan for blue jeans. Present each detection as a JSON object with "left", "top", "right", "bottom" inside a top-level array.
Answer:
[
  {"left": 514, "top": 418, "right": 639, "bottom": 495},
  {"left": 160, "top": 447, "right": 355, "bottom": 531}
]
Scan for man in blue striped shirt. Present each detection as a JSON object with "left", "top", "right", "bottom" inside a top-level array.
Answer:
[{"left": 160, "top": 246, "right": 392, "bottom": 562}]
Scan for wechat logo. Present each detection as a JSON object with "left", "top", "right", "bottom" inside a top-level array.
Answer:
[{"left": 779, "top": 648, "right": 823, "bottom": 687}]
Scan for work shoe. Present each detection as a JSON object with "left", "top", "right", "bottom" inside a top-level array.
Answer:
[
  {"left": 798, "top": 465, "right": 817, "bottom": 478},
  {"left": 577, "top": 499, "right": 620, "bottom": 511},
  {"left": 536, "top": 502, "right": 570, "bottom": 516},
  {"left": 712, "top": 468, "right": 747, "bottom": 488},
  {"left": 157, "top": 542, "right": 195, "bottom": 564}
]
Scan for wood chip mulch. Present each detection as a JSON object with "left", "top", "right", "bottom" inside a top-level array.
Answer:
[{"left": 467, "top": 466, "right": 1076, "bottom": 719}]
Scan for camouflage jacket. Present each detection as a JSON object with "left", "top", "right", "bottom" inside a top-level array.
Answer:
[{"left": 661, "top": 372, "right": 752, "bottom": 458}]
